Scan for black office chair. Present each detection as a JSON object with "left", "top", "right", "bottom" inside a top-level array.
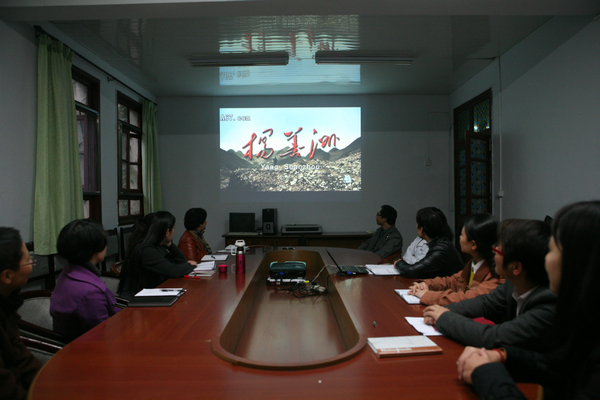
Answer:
[
  {"left": 18, "top": 290, "right": 67, "bottom": 347},
  {"left": 101, "top": 228, "right": 120, "bottom": 272},
  {"left": 119, "top": 226, "right": 135, "bottom": 260}
]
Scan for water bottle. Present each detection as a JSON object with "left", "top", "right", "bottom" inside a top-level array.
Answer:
[{"left": 235, "top": 240, "right": 246, "bottom": 275}]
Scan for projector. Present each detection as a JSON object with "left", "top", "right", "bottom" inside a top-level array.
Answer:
[
  {"left": 281, "top": 224, "right": 323, "bottom": 234},
  {"left": 269, "top": 261, "right": 307, "bottom": 280}
]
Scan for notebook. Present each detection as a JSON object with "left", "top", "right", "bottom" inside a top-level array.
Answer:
[
  {"left": 326, "top": 249, "right": 369, "bottom": 275},
  {"left": 128, "top": 296, "right": 181, "bottom": 307},
  {"left": 128, "top": 288, "right": 185, "bottom": 307},
  {"left": 368, "top": 335, "right": 442, "bottom": 358}
]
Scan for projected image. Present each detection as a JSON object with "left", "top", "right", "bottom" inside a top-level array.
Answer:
[{"left": 220, "top": 107, "right": 361, "bottom": 200}]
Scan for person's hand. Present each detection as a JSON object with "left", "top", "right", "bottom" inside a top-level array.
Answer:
[
  {"left": 423, "top": 305, "right": 449, "bottom": 324},
  {"left": 188, "top": 260, "right": 198, "bottom": 266},
  {"left": 408, "top": 282, "right": 429, "bottom": 297},
  {"left": 423, "top": 315, "right": 436, "bottom": 325},
  {"left": 457, "top": 347, "right": 501, "bottom": 384}
]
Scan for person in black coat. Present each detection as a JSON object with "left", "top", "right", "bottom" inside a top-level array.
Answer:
[
  {"left": 457, "top": 201, "right": 600, "bottom": 399},
  {"left": 118, "top": 211, "right": 197, "bottom": 300},
  {"left": 394, "top": 207, "right": 463, "bottom": 278}
]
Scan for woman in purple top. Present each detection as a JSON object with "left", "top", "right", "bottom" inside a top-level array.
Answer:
[{"left": 50, "top": 220, "right": 119, "bottom": 342}]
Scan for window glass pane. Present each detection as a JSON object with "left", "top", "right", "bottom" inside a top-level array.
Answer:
[
  {"left": 474, "top": 99, "right": 490, "bottom": 132},
  {"left": 130, "top": 165, "right": 139, "bottom": 190},
  {"left": 457, "top": 110, "right": 470, "bottom": 141},
  {"left": 122, "top": 162, "right": 128, "bottom": 189},
  {"left": 459, "top": 198, "right": 467, "bottom": 215},
  {"left": 459, "top": 168, "right": 466, "bottom": 196},
  {"left": 83, "top": 199, "right": 90, "bottom": 219},
  {"left": 131, "top": 200, "right": 141, "bottom": 215},
  {"left": 458, "top": 149, "right": 465, "bottom": 167},
  {"left": 118, "top": 200, "right": 129, "bottom": 216},
  {"left": 129, "top": 137, "right": 139, "bottom": 163},
  {"left": 80, "top": 154, "right": 85, "bottom": 187},
  {"left": 77, "top": 117, "right": 85, "bottom": 153},
  {"left": 130, "top": 109, "right": 140, "bottom": 128},
  {"left": 471, "top": 161, "right": 487, "bottom": 196},
  {"left": 470, "top": 139, "right": 486, "bottom": 160},
  {"left": 118, "top": 104, "right": 128, "bottom": 122},
  {"left": 471, "top": 199, "right": 487, "bottom": 213},
  {"left": 121, "top": 133, "right": 128, "bottom": 161},
  {"left": 73, "top": 81, "right": 88, "bottom": 105}
]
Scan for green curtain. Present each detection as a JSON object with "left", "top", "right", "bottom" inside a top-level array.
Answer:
[
  {"left": 33, "top": 34, "right": 84, "bottom": 255},
  {"left": 142, "top": 99, "right": 162, "bottom": 213}
]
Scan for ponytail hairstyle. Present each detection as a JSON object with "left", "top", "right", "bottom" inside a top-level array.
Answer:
[{"left": 463, "top": 213, "right": 498, "bottom": 271}]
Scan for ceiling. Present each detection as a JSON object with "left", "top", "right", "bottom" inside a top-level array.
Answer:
[{"left": 2, "top": 0, "right": 599, "bottom": 97}]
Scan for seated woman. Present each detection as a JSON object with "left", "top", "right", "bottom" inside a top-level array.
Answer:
[
  {"left": 118, "top": 211, "right": 197, "bottom": 300},
  {"left": 457, "top": 201, "right": 600, "bottom": 399},
  {"left": 394, "top": 207, "right": 464, "bottom": 279},
  {"left": 178, "top": 208, "right": 211, "bottom": 262},
  {"left": 408, "top": 213, "right": 504, "bottom": 305},
  {"left": 50, "top": 219, "right": 120, "bottom": 342}
]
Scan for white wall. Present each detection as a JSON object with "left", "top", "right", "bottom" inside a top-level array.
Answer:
[
  {"left": 451, "top": 17, "right": 600, "bottom": 220},
  {"left": 158, "top": 95, "right": 453, "bottom": 249},
  {"left": 0, "top": 21, "right": 38, "bottom": 240}
]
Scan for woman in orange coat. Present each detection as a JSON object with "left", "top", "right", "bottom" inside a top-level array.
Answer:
[
  {"left": 177, "top": 208, "right": 212, "bottom": 262},
  {"left": 408, "top": 213, "right": 504, "bottom": 306}
]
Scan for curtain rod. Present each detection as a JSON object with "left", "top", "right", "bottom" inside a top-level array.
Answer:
[{"left": 34, "top": 25, "right": 156, "bottom": 106}]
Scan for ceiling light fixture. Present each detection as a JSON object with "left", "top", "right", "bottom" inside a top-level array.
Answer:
[
  {"left": 315, "top": 51, "right": 414, "bottom": 65},
  {"left": 189, "top": 52, "right": 289, "bottom": 67}
]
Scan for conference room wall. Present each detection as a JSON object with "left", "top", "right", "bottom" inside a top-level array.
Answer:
[
  {"left": 450, "top": 17, "right": 600, "bottom": 221},
  {"left": 157, "top": 95, "right": 452, "bottom": 250},
  {"left": 0, "top": 21, "right": 38, "bottom": 241}
]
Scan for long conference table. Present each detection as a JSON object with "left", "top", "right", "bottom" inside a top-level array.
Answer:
[{"left": 28, "top": 247, "right": 537, "bottom": 399}]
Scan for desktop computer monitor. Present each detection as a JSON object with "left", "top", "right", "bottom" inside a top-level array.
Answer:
[{"left": 229, "top": 213, "right": 256, "bottom": 233}]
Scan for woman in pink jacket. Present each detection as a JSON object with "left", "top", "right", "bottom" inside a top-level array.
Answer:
[{"left": 408, "top": 213, "right": 504, "bottom": 306}]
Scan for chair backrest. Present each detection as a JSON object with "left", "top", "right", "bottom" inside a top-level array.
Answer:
[
  {"left": 101, "top": 229, "right": 120, "bottom": 272},
  {"left": 19, "top": 290, "right": 66, "bottom": 346},
  {"left": 99, "top": 274, "right": 120, "bottom": 295},
  {"left": 382, "top": 249, "right": 403, "bottom": 264},
  {"left": 119, "top": 226, "right": 135, "bottom": 260}
]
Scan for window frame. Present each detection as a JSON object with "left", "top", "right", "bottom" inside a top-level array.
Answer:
[
  {"left": 117, "top": 92, "right": 144, "bottom": 226},
  {"left": 72, "top": 66, "right": 102, "bottom": 222}
]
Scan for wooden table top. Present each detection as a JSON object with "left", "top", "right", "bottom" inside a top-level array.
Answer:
[{"left": 29, "top": 247, "right": 536, "bottom": 400}]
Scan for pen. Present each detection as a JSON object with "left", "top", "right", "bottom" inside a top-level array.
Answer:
[{"left": 184, "top": 275, "right": 199, "bottom": 279}]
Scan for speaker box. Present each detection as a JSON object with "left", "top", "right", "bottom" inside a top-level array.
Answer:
[{"left": 262, "top": 208, "right": 277, "bottom": 235}]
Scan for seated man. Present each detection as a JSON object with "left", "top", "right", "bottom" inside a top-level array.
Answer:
[
  {"left": 423, "top": 219, "right": 556, "bottom": 352},
  {"left": 358, "top": 205, "right": 403, "bottom": 259},
  {"left": 0, "top": 227, "right": 42, "bottom": 399}
]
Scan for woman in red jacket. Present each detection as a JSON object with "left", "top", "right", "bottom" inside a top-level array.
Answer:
[{"left": 178, "top": 208, "right": 212, "bottom": 262}]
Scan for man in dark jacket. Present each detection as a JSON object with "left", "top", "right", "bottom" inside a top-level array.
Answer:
[
  {"left": 358, "top": 205, "right": 403, "bottom": 259},
  {"left": 0, "top": 227, "right": 42, "bottom": 399},
  {"left": 394, "top": 207, "right": 463, "bottom": 278}
]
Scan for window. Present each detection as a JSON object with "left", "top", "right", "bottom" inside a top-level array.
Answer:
[
  {"left": 117, "top": 92, "right": 144, "bottom": 225},
  {"left": 453, "top": 90, "right": 492, "bottom": 248},
  {"left": 72, "top": 66, "right": 101, "bottom": 221}
]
